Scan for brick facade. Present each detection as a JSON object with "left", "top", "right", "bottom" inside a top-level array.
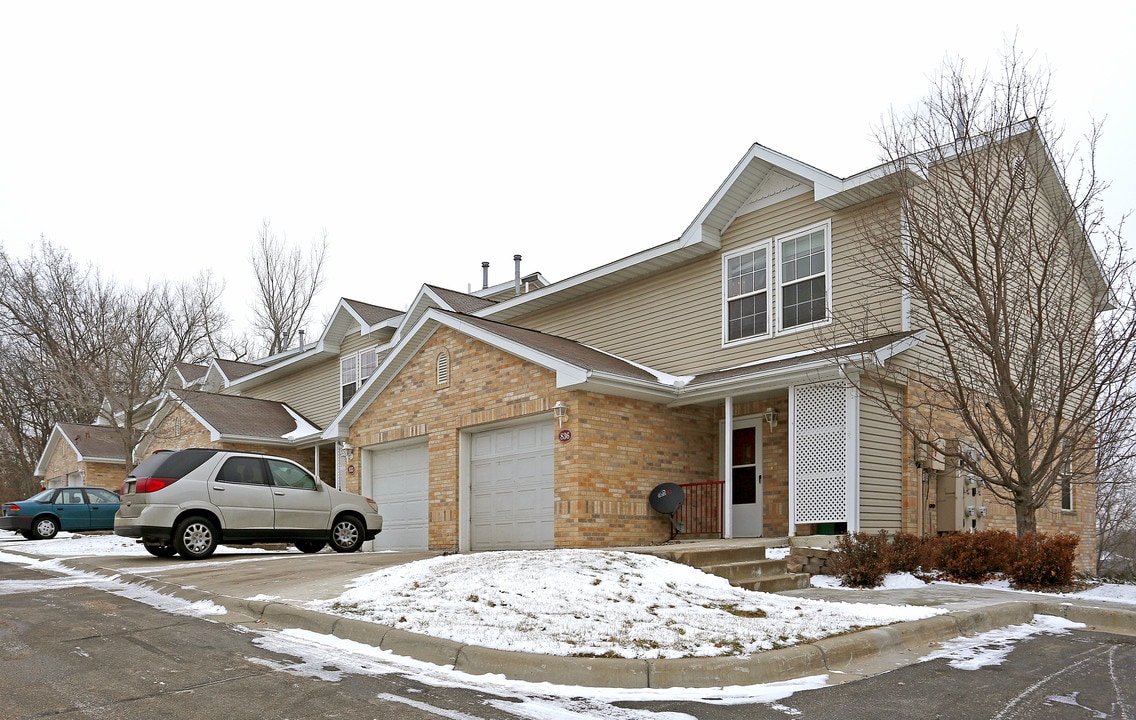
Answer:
[
  {"left": 899, "top": 383, "right": 1098, "bottom": 572},
  {"left": 42, "top": 439, "right": 125, "bottom": 491},
  {"left": 347, "top": 328, "right": 722, "bottom": 550}
]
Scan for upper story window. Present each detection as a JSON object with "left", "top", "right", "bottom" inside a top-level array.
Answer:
[
  {"left": 341, "top": 347, "right": 379, "bottom": 406},
  {"left": 778, "top": 221, "right": 830, "bottom": 331},
  {"left": 360, "top": 348, "right": 378, "bottom": 382},
  {"left": 722, "top": 220, "right": 832, "bottom": 346},
  {"left": 340, "top": 355, "right": 358, "bottom": 406},
  {"left": 723, "top": 243, "right": 770, "bottom": 343}
]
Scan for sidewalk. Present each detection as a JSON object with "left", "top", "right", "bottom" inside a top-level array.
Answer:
[{"left": 48, "top": 549, "right": 1136, "bottom": 690}]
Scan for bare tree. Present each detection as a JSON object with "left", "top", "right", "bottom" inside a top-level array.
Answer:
[
  {"left": 838, "top": 42, "right": 1136, "bottom": 535},
  {"left": 1097, "top": 456, "right": 1136, "bottom": 575},
  {"left": 249, "top": 220, "right": 328, "bottom": 356},
  {"left": 0, "top": 239, "right": 236, "bottom": 478}
]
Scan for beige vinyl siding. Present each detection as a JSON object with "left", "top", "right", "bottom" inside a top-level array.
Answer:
[
  {"left": 513, "top": 192, "right": 905, "bottom": 375},
  {"left": 246, "top": 355, "right": 342, "bottom": 428},
  {"left": 858, "top": 391, "right": 903, "bottom": 532}
]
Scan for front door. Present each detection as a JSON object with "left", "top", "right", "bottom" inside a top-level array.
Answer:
[{"left": 730, "top": 420, "right": 763, "bottom": 537}]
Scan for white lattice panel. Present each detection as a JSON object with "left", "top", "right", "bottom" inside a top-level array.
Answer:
[{"left": 792, "top": 382, "right": 855, "bottom": 525}]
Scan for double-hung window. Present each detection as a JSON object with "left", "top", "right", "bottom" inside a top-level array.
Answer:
[
  {"left": 341, "top": 348, "right": 379, "bottom": 406},
  {"left": 724, "top": 243, "right": 770, "bottom": 343},
  {"left": 340, "top": 355, "right": 358, "bottom": 406},
  {"left": 778, "top": 221, "right": 830, "bottom": 331}
]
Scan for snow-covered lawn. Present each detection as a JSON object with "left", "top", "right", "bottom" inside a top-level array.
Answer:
[{"left": 4, "top": 531, "right": 1135, "bottom": 663}]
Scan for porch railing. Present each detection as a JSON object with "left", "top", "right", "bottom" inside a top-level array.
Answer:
[{"left": 674, "top": 481, "right": 724, "bottom": 538}]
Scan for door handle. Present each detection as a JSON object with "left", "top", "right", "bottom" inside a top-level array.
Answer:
[
  {"left": 212, "top": 486, "right": 225, "bottom": 491},
  {"left": 274, "top": 491, "right": 285, "bottom": 496}
]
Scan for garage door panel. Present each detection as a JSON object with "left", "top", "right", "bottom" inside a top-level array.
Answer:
[
  {"left": 370, "top": 442, "right": 429, "bottom": 551},
  {"left": 470, "top": 420, "right": 554, "bottom": 551}
]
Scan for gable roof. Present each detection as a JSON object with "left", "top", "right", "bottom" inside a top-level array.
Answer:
[
  {"left": 34, "top": 423, "right": 126, "bottom": 476},
  {"left": 172, "top": 362, "right": 208, "bottom": 386},
  {"left": 343, "top": 298, "right": 404, "bottom": 327},
  {"left": 163, "top": 389, "right": 322, "bottom": 445}
]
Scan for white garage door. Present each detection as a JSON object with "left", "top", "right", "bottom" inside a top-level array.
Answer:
[
  {"left": 470, "top": 420, "right": 555, "bottom": 550},
  {"left": 369, "top": 441, "right": 429, "bottom": 551}
]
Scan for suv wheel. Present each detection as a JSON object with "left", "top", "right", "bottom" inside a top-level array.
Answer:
[
  {"left": 32, "top": 515, "right": 59, "bottom": 540},
  {"left": 329, "top": 515, "right": 364, "bottom": 553},
  {"left": 173, "top": 516, "right": 219, "bottom": 559}
]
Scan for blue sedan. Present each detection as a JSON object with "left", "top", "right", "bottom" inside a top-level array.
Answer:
[{"left": 0, "top": 487, "right": 121, "bottom": 539}]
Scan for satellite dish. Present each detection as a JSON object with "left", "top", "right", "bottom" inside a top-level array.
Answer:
[{"left": 648, "top": 483, "right": 685, "bottom": 537}]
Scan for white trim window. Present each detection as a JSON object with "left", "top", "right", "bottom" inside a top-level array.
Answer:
[
  {"left": 777, "top": 221, "right": 831, "bottom": 332},
  {"left": 723, "top": 242, "right": 771, "bottom": 344},
  {"left": 359, "top": 348, "right": 378, "bottom": 383},
  {"left": 340, "top": 355, "right": 358, "bottom": 406}
]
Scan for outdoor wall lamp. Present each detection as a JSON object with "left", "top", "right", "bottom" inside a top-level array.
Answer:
[
  {"left": 763, "top": 407, "right": 779, "bottom": 430},
  {"left": 553, "top": 401, "right": 568, "bottom": 426},
  {"left": 339, "top": 440, "right": 353, "bottom": 459}
]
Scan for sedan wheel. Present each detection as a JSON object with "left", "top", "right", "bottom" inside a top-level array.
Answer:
[
  {"left": 329, "top": 515, "right": 364, "bottom": 553},
  {"left": 31, "top": 515, "right": 59, "bottom": 540},
  {"left": 172, "top": 516, "right": 219, "bottom": 559}
]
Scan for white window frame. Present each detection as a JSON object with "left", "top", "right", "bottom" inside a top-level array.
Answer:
[
  {"left": 722, "top": 240, "right": 772, "bottom": 346},
  {"left": 776, "top": 220, "right": 832, "bottom": 334},
  {"left": 340, "top": 355, "right": 358, "bottom": 406},
  {"left": 359, "top": 348, "right": 378, "bottom": 383}
]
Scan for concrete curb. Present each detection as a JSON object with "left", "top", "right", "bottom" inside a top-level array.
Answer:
[{"left": 53, "top": 558, "right": 1136, "bottom": 689}]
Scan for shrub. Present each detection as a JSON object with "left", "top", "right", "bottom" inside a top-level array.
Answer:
[
  {"left": 1009, "top": 533, "right": 1079, "bottom": 589},
  {"left": 887, "top": 531, "right": 925, "bottom": 573},
  {"left": 936, "top": 531, "right": 1011, "bottom": 582},
  {"left": 831, "top": 530, "right": 891, "bottom": 588}
]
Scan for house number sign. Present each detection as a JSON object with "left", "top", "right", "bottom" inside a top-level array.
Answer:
[
  {"left": 347, "top": 464, "right": 356, "bottom": 474},
  {"left": 558, "top": 429, "right": 572, "bottom": 442}
]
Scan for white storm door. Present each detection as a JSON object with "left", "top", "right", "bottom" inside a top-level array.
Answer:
[
  {"left": 369, "top": 442, "right": 430, "bottom": 551},
  {"left": 729, "top": 419, "right": 763, "bottom": 538},
  {"left": 470, "top": 420, "right": 555, "bottom": 550}
]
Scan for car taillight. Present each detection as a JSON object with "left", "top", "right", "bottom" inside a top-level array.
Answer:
[
  {"left": 5, "top": 503, "right": 18, "bottom": 513},
  {"left": 133, "top": 477, "right": 178, "bottom": 494}
]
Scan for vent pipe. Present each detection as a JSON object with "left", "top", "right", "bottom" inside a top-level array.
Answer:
[
  {"left": 298, "top": 329, "right": 305, "bottom": 350},
  {"left": 514, "top": 254, "right": 522, "bottom": 296},
  {"left": 482, "top": 261, "right": 490, "bottom": 290}
]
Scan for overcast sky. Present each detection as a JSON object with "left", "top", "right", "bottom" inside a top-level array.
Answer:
[{"left": 1, "top": 2, "right": 1132, "bottom": 345}]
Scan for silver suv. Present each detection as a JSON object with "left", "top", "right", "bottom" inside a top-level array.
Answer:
[{"left": 115, "top": 449, "right": 382, "bottom": 559}]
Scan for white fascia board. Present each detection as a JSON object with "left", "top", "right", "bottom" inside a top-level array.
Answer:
[
  {"left": 671, "top": 362, "right": 848, "bottom": 406},
  {"left": 282, "top": 406, "right": 321, "bottom": 441},
  {"left": 578, "top": 373, "right": 683, "bottom": 402},
  {"left": 214, "top": 433, "right": 297, "bottom": 447},
  {"left": 79, "top": 455, "right": 127, "bottom": 465},
  {"left": 872, "top": 331, "right": 925, "bottom": 366},
  {"left": 33, "top": 424, "right": 64, "bottom": 476}
]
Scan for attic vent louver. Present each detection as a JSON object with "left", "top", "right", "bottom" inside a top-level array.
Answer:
[{"left": 436, "top": 350, "right": 450, "bottom": 386}]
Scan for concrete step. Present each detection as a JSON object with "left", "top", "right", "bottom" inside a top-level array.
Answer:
[
  {"left": 655, "top": 544, "right": 768, "bottom": 568},
  {"left": 736, "top": 572, "right": 812, "bottom": 593},
  {"left": 651, "top": 544, "right": 811, "bottom": 593},
  {"left": 701, "top": 558, "right": 788, "bottom": 583}
]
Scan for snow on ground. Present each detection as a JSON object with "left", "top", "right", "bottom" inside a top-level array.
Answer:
[
  {"left": 6, "top": 531, "right": 1136, "bottom": 666},
  {"left": 920, "top": 615, "right": 1084, "bottom": 670},
  {"left": 310, "top": 548, "right": 945, "bottom": 659}
]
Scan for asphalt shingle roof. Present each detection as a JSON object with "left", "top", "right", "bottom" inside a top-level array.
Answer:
[
  {"left": 57, "top": 423, "right": 126, "bottom": 461},
  {"left": 170, "top": 389, "right": 320, "bottom": 439}
]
